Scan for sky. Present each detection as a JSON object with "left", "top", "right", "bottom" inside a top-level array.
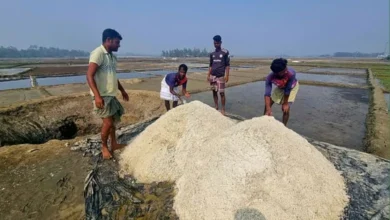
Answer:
[{"left": 0, "top": 0, "right": 389, "bottom": 56}]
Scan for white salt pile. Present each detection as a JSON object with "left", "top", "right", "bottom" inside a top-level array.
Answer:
[{"left": 119, "top": 101, "right": 349, "bottom": 220}]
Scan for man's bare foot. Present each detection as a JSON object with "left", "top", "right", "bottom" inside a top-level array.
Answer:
[
  {"left": 102, "top": 146, "right": 113, "bottom": 160},
  {"left": 112, "top": 143, "right": 126, "bottom": 151},
  {"left": 221, "top": 109, "right": 226, "bottom": 116}
]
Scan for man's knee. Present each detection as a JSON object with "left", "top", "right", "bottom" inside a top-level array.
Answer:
[
  {"left": 220, "top": 92, "right": 225, "bottom": 97},
  {"left": 102, "top": 117, "right": 114, "bottom": 128}
]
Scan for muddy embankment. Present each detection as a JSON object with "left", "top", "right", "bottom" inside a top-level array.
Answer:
[
  {"left": 0, "top": 90, "right": 165, "bottom": 146},
  {"left": 365, "top": 69, "right": 390, "bottom": 158}
]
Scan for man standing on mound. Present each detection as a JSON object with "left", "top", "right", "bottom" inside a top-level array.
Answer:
[
  {"left": 207, "top": 35, "right": 230, "bottom": 115},
  {"left": 86, "top": 28, "right": 129, "bottom": 159},
  {"left": 264, "top": 58, "right": 299, "bottom": 126}
]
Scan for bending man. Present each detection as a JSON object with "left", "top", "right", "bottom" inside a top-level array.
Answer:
[
  {"left": 160, "top": 64, "right": 191, "bottom": 111},
  {"left": 264, "top": 58, "right": 299, "bottom": 126}
]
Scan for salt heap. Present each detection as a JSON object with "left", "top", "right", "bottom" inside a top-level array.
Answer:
[
  {"left": 120, "top": 100, "right": 235, "bottom": 182},
  {"left": 119, "top": 101, "right": 349, "bottom": 220}
]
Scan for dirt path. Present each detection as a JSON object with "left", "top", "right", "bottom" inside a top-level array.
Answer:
[
  {"left": 0, "top": 138, "right": 91, "bottom": 220},
  {"left": 365, "top": 69, "right": 390, "bottom": 158}
]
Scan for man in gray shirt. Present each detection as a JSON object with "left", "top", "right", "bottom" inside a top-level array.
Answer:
[{"left": 207, "top": 35, "right": 230, "bottom": 115}]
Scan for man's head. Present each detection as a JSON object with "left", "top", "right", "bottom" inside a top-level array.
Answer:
[
  {"left": 102, "top": 29, "right": 122, "bottom": 52},
  {"left": 270, "top": 58, "right": 288, "bottom": 76},
  {"left": 213, "top": 35, "right": 222, "bottom": 49},
  {"left": 178, "top": 64, "right": 188, "bottom": 79}
]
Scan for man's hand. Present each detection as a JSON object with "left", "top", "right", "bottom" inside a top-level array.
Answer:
[
  {"left": 225, "top": 75, "right": 229, "bottom": 83},
  {"left": 282, "top": 103, "right": 290, "bottom": 113},
  {"left": 265, "top": 109, "right": 272, "bottom": 116},
  {"left": 184, "top": 92, "right": 191, "bottom": 98},
  {"left": 95, "top": 96, "right": 104, "bottom": 109},
  {"left": 207, "top": 74, "right": 210, "bottom": 82},
  {"left": 121, "top": 91, "right": 129, "bottom": 101}
]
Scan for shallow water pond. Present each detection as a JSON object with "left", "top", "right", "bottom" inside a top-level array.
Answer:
[
  {"left": 308, "top": 68, "right": 366, "bottom": 75},
  {"left": 190, "top": 82, "right": 369, "bottom": 150},
  {"left": 297, "top": 73, "right": 366, "bottom": 86}
]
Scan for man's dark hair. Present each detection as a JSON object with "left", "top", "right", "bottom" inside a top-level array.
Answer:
[
  {"left": 213, "top": 35, "right": 222, "bottom": 42},
  {"left": 270, "top": 58, "right": 288, "bottom": 73},
  {"left": 102, "top": 29, "right": 122, "bottom": 43},
  {"left": 178, "top": 64, "right": 188, "bottom": 73}
]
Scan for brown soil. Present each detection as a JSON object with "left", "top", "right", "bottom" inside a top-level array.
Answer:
[
  {"left": 0, "top": 138, "right": 91, "bottom": 220},
  {"left": 0, "top": 90, "right": 166, "bottom": 220},
  {"left": 0, "top": 90, "right": 165, "bottom": 146}
]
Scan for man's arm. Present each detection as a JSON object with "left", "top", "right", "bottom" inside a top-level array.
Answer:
[
  {"left": 182, "top": 81, "right": 187, "bottom": 95},
  {"left": 86, "top": 63, "right": 100, "bottom": 96},
  {"left": 118, "top": 80, "right": 129, "bottom": 101},
  {"left": 264, "top": 76, "right": 273, "bottom": 112},
  {"left": 86, "top": 63, "right": 105, "bottom": 108},
  {"left": 224, "top": 52, "right": 230, "bottom": 82},
  {"left": 86, "top": 51, "right": 104, "bottom": 107},
  {"left": 118, "top": 80, "right": 125, "bottom": 93},
  {"left": 169, "top": 87, "right": 180, "bottom": 97},
  {"left": 207, "top": 53, "right": 213, "bottom": 80}
]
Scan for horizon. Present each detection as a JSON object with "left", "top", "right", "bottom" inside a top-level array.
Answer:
[
  {"left": 0, "top": 45, "right": 386, "bottom": 58},
  {"left": 0, "top": 0, "right": 389, "bottom": 57}
]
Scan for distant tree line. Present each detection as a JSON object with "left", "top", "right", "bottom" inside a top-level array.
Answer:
[
  {"left": 320, "top": 52, "right": 384, "bottom": 58},
  {"left": 161, "top": 48, "right": 210, "bottom": 57},
  {"left": 0, "top": 45, "right": 89, "bottom": 58}
]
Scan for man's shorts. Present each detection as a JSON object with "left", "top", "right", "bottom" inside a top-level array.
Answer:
[
  {"left": 92, "top": 96, "right": 124, "bottom": 124},
  {"left": 210, "top": 76, "right": 225, "bottom": 93},
  {"left": 271, "top": 82, "right": 299, "bottom": 105}
]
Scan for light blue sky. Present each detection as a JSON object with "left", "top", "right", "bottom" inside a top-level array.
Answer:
[{"left": 0, "top": 0, "right": 388, "bottom": 56}]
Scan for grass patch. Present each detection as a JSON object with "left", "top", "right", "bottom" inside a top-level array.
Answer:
[{"left": 371, "top": 68, "right": 390, "bottom": 91}]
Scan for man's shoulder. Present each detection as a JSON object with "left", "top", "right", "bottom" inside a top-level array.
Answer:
[
  {"left": 90, "top": 46, "right": 104, "bottom": 56},
  {"left": 287, "top": 67, "right": 296, "bottom": 74},
  {"left": 166, "top": 72, "right": 176, "bottom": 78},
  {"left": 266, "top": 72, "right": 275, "bottom": 80},
  {"left": 221, "top": 48, "right": 229, "bottom": 54}
]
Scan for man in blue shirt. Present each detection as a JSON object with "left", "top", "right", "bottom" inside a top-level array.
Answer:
[{"left": 160, "top": 64, "right": 191, "bottom": 111}]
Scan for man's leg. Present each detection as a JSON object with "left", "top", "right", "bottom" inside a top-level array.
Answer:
[
  {"left": 220, "top": 92, "right": 226, "bottom": 115},
  {"left": 165, "top": 100, "right": 170, "bottom": 111},
  {"left": 212, "top": 90, "right": 219, "bottom": 110},
  {"left": 172, "top": 101, "right": 178, "bottom": 108},
  {"left": 111, "top": 125, "right": 126, "bottom": 151},
  {"left": 101, "top": 117, "right": 114, "bottom": 159},
  {"left": 218, "top": 77, "right": 226, "bottom": 115}
]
